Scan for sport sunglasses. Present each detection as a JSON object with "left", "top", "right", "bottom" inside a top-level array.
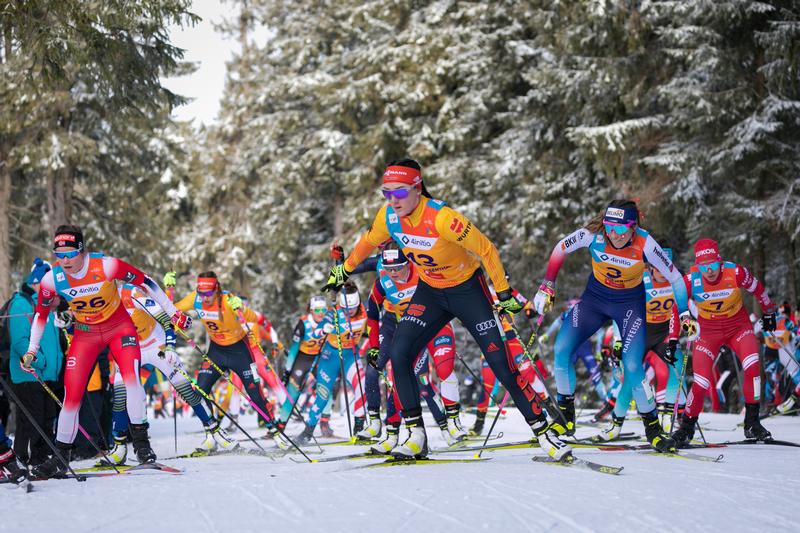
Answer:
[
  {"left": 603, "top": 222, "right": 634, "bottom": 235},
  {"left": 54, "top": 249, "right": 81, "bottom": 259},
  {"left": 381, "top": 187, "right": 414, "bottom": 200},
  {"left": 697, "top": 261, "right": 720, "bottom": 273},
  {"left": 197, "top": 289, "right": 217, "bottom": 297}
]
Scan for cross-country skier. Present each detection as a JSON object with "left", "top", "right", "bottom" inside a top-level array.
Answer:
[
  {"left": 670, "top": 239, "right": 776, "bottom": 445},
  {"left": 533, "top": 200, "right": 689, "bottom": 452},
  {"left": 21, "top": 225, "right": 187, "bottom": 478},
  {"left": 169, "top": 271, "right": 283, "bottom": 442},
  {"left": 595, "top": 249, "right": 686, "bottom": 440},
  {"left": 294, "top": 282, "right": 368, "bottom": 444},
  {"left": 323, "top": 159, "right": 567, "bottom": 460}
]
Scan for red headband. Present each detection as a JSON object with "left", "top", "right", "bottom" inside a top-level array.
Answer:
[
  {"left": 197, "top": 277, "right": 218, "bottom": 292},
  {"left": 383, "top": 165, "right": 422, "bottom": 186},
  {"left": 694, "top": 238, "right": 721, "bottom": 264}
]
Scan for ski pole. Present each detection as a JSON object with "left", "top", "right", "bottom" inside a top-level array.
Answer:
[
  {"left": 475, "top": 390, "right": 509, "bottom": 459},
  {"left": 173, "top": 327, "right": 313, "bottom": 462},
  {"left": 0, "top": 374, "right": 87, "bottom": 482},
  {"left": 31, "top": 371, "right": 121, "bottom": 473}
]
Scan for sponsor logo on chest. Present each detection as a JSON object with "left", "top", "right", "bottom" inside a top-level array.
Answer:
[
  {"left": 65, "top": 282, "right": 104, "bottom": 298},
  {"left": 397, "top": 233, "right": 437, "bottom": 250},
  {"left": 198, "top": 310, "right": 220, "bottom": 320},
  {"left": 597, "top": 253, "right": 639, "bottom": 268},
  {"left": 698, "top": 289, "right": 733, "bottom": 301},
  {"left": 649, "top": 287, "right": 673, "bottom": 298}
]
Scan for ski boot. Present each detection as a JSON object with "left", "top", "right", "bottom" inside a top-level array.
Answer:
[
  {"left": 129, "top": 422, "right": 157, "bottom": 464},
  {"left": 0, "top": 444, "right": 28, "bottom": 484},
  {"left": 549, "top": 395, "right": 575, "bottom": 436},
  {"left": 744, "top": 403, "right": 772, "bottom": 440},
  {"left": 670, "top": 414, "right": 697, "bottom": 448},
  {"left": 356, "top": 411, "right": 382, "bottom": 439},
  {"left": 353, "top": 416, "right": 366, "bottom": 435},
  {"left": 591, "top": 398, "right": 615, "bottom": 423},
  {"left": 532, "top": 419, "right": 572, "bottom": 461},
  {"left": 593, "top": 414, "right": 625, "bottom": 442},
  {"left": 370, "top": 424, "right": 400, "bottom": 454},
  {"left": 643, "top": 410, "right": 676, "bottom": 452},
  {"left": 469, "top": 410, "right": 486, "bottom": 436},
  {"left": 206, "top": 420, "right": 239, "bottom": 451},
  {"left": 445, "top": 404, "right": 468, "bottom": 443},
  {"left": 107, "top": 435, "right": 128, "bottom": 464},
  {"left": 390, "top": 416, "right": 428, "bottom": 459},
  {"left": 776, "top": 393, "right": 798, "bottom": 415},
  {"left": 31, "top": 441, "right": 72, "bottom": 479},
  {"left": 295, "top": 423, "right": 315, "bottom": 445},
  {"left": 319, "top": 416, "right": 334, "bottom": 438}
]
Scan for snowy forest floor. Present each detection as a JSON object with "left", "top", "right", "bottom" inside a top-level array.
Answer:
[{"left": 6, "top": 407, "right": 799, "bottom": 533}]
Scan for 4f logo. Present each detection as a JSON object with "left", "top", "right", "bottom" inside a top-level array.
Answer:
[{"left": 450, "top": 218, "right": 464, "bottom": 234}]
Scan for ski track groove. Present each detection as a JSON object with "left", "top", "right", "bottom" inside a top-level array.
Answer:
[{"left": 393, "top": 491, "right": 469, "bottom": 529}]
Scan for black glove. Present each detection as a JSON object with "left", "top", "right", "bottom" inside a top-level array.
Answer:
[
  {"left": 660, "top": 339, "right": 679, "bottom": 365},
  {"left": 761, "top": 311, "right": 777, "bottom": 332},
  {"left": 496, "top": 289, "right": 523, "bottom": 315},
  {"left": 366, "top": 347, "right": 380, "bottom": 369}
]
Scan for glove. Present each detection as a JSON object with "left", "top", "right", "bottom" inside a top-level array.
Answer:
[
  {"left": 366, "top": 347, "right": 380, "bottom": 369},
  {"left": 661, "top": 339, "right": 679, "bottom": 365},
  {"left": 539, "top": 333, "right": 549, "bottom": 344},
  {"left": 171, "top": 310, "right": 192, "bottom": 330},
  {"left": 321, "top": 323, "right": 335, "bottom": 335},
  {"left": 277, "top": 341, "right": 285, "bottom": 351},
  {"left": 163, "top": 271, "right": 177, "bottom": 288},
  {"left": 496, "top": 289, "right": 524, "bottom": 315},
  {"left": 612, "top": 340, "right": 622, "bottom": 360},
  {"left": 322, "top": 264, "right": 349, "bottom": 292},
  {"left": 680, "top": 311, "right": 700, "bottom": 341},
  {"left": 20, "top": 351, "right": 37, "bottom": 374},
  {"left": 761, "top": 311, "right": 777, "bottom": 332},
  {"left": 53, "top": 310, "right": 74, "bottom": 329},
  {"left": 227, "top": 295, "right": 243, "bottom": 311},
  {"left": 532, "top": 280, "right": 555, "bottom": 315}
]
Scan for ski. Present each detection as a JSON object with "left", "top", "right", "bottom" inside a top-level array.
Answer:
[
  {"left": 720, "top": 438, "right": 800, "bottom": 448},
  {"left": 531, "top": 455, "right": 623, "bottom": 475},
  {"left": 465, "top": 432, "right": 503, "bottom": 442},
  {"left": 355, "top": 457, "right": 492, "bottom": 469},
  {"left": 433, "top": 438, "right": 540, "bottom": 454},
  {"left": 296, "top": 451, "right": 391, "bottom": 463},
  {"left": 638, "top": 450, "right": 724, "bottom": 462},
  {"left": 79, "top": 461, "right": 183, "bottom": 474},
  {"left": 576, "top": 431, "right": 639, "bottom": 445}
]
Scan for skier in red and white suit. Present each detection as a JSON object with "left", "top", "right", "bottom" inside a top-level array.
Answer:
[
  {"left": 669, "top": 238, "right": 776, "bottom": 445},
  {"left": 20, "top": 225, "right": 189, "bottom": 477}
]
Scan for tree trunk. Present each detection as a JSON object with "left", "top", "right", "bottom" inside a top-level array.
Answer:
[
  {"left": 46, "top": 162, "right": 74, "bottom": 234},
  {"left": 787, "top": 233, "right": 797, "bottom": 306},
  {"left": 0, "top": 144, "right": 11, "bottom": 303}
]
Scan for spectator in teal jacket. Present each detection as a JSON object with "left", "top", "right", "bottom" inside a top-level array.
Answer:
[{"left": 9, "top": 258, "right": 65, "bottom": 467}]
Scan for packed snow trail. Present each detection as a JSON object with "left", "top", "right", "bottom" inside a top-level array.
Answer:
[{"left": 6, "top": 410, "right": 799, "bottom": 532}]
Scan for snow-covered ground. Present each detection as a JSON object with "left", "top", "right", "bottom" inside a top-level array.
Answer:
[{"left": 6, "top": 408, "right": 799, "bottom": 533}]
